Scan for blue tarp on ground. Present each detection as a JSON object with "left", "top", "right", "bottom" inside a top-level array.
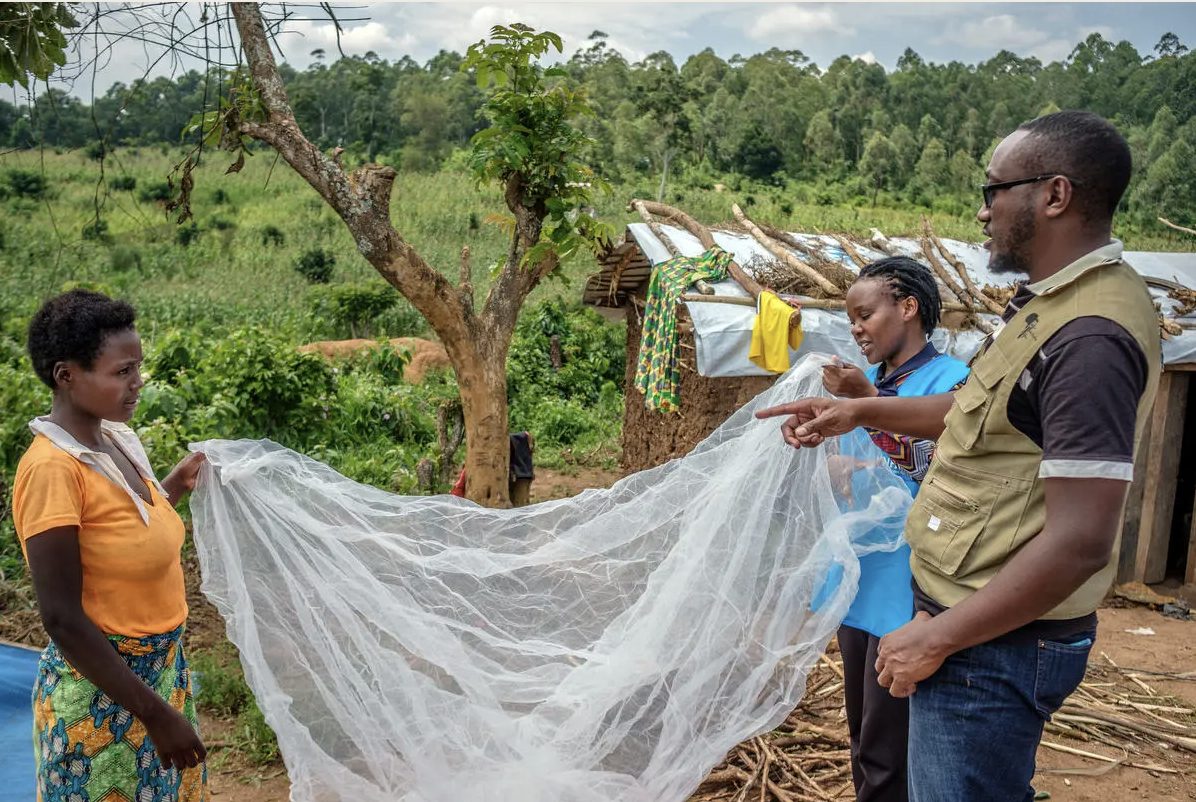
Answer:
[{"left": 0, "top": 642, "right": 39, "bottom": 801}]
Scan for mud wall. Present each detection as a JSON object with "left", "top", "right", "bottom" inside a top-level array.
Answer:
[{"left": 621, "top": 302, "right": 778, "bottom": 473}]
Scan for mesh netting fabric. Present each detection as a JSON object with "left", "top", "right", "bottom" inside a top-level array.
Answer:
[{"left": 190, "top": 355, "right": 911, "bottom": 802}]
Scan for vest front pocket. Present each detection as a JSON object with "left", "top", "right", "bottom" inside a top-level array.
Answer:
[
  {"left": 909, "top": 465, "right": 1035, "bottom": 581},
  {"left": 908, "top": 473, "right": 998, "bottom": 576}
]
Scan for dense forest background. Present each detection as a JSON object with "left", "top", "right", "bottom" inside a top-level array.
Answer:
[{"left": 3, "top": 29, "right": 1194, "bottom": 224}]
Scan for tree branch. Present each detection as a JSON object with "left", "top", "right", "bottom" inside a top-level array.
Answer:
[
  {"left": 231, "top": 3, "right": 472, "bottom": 340},
  {"left": 1159, "top": 216, "right": 1196, "bottom": 237},
  {"left": 229, "top": 3, "right": 291, "bottom": 121}
]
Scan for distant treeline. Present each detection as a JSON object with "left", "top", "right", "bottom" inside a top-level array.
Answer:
[{"left": 3, "top": 30, "right": 1194, "bottom": 221}]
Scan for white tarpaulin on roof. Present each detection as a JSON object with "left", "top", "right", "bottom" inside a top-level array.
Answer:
[{"left": 625, "top": 223, "right": 1196, "bottom": 375}]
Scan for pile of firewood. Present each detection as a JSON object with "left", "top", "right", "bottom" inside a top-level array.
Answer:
[{"left": 688, "top": 650, "right": 1195, "bottom": 801}]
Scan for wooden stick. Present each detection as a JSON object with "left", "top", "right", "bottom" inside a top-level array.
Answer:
[
  {"left": 868, "top": 228, "right": 898, "bottom": 256},
  {"left": 1159, "top": 216, "right": 1196, "bottom": 237},
  {"left": 1055, "top": 709, "right": 1196, "bottom": 750},
  {"left": 630, "top": 200, "right": 719, "bottom": 294},
  {"left": 829, "top": 233, "right": 868, "bottom": 269},
  {"left": 632, "top": 198, "right": 766, "bottom": 300},
  {"left": 768, "top": 746, "right": 833, "bottom": 800},
  {"left": 634, "top": 199, "right": 716, "bottom": 249},
  {"left": 1039, "top": 739, "right": 1178, "bottom": 773},
  {"left": 818, "top": 654, "right": 844, "bottom": 680},
  {"left": 924, "top": 218, "right": 1004, "bottom": 315},
  {"left": 680, "top": 294, "right": 982, "bottom": 314},
  {"left": 733, "top": 204, "right": 841, "bottom": 296},
  {"left": 918, "top": 233, "right": 972, "bottom": 307},
  {"left": 631, "top": 200, "right": 681, "bottom": 258}
]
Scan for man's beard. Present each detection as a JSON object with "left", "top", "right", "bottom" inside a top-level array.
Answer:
[{"left": 988, "top": 205, "right": 1036, "bottom": 276}]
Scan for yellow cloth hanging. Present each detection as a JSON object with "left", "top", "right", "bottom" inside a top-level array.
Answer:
[{"left": 749, "top": 291, "right": 803, "bottom": 373}]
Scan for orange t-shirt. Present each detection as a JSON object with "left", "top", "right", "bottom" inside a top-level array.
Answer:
[{"left": 13, "top": 434, "right": 188, "bottom": 637}]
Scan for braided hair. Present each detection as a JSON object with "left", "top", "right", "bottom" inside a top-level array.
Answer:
[{"left": 856, "top": 256, "right": 941, "bottom": 336}]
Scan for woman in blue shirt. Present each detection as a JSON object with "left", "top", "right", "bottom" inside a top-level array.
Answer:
[{"left": 822, "top": 256, "right": 970, "bottom": 802}]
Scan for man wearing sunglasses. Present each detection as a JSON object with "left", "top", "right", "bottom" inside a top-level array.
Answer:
[{"left": 757, "top": 110, "right": 1160, "bottom": 802}]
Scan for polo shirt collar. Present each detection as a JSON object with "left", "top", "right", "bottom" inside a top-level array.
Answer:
[
  {"left": 1025, "top": 240, "right": 1124, "bottom": 297},
  {"left": 29, "top": 416, "right": 165, "bottom": 524}
]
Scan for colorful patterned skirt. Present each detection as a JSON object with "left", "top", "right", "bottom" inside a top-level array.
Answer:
[{"left": 33, "top": 624, "right": 207, "bottom": 801}]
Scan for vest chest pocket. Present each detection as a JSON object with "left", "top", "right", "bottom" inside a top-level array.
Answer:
[{"left": 944, "top": 352, "right": 1007, "bottom": 451}]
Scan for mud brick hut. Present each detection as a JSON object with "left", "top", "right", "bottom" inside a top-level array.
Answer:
[{"left": 582, "top": 202, "right": 1196, "bottom": 587}]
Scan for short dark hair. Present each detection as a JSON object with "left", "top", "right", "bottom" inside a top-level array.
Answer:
[
  {"left": 1016, "top": 110, "right": 1132, "bottom": 224},
  {"left": 857, "top": 256, "right": 941, "bottom": 335},
  {"left": 27, "top": 289, "right": 137, "bottom": 388}
]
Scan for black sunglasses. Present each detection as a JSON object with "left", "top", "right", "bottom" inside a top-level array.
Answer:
[{"left": 979, "top": 174, "right": 1079, "bottom": 208}]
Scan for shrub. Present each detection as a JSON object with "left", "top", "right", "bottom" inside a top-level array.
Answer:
[
  {"left": 108, "top": 245, "right": 143, "bottom": 273},
  {"left": 191, "top": 651, "right": 252, "bottom": 717},
  {"left": 507, "top": 300, "right": 625, "bottom": 406},
  {"left": 81, "top": 218, "right": 111, "bottom": 242},
  {"left": 208, "top": 215, "right": 235, "bottom": 231},
  {"left": 138, "top": 181, "right": 172, "bottom": 203},
  {"left": 308, "top": 282, "right": 396, "bottom": 339},
  {"left": 294, "top": 248, "right": 336, "bottom": 284},
  {"left": 194, "top": 327, "right": 336, "bottom": 442},
  {"left": 145, "top": 329, "right": 206, "bottom": 382},
  {"left": 174, "top": 222, "right": 200, "bottom": 247},
  {"left": 212, "top": 188, "right": 230, "bottom": 205},
  {"left": 109, "top": 175, "right": 137, "bottom": 192},
  {"left": 260, "top": 224, "right": 285, "bottom": 247},
  {"left": 525, "top": 397, "right": 596, "bottom": 446},
  {"left": 234, "top": 702, "right": 280, "bottom": 765},
  {"left": 5, "top": 169, "right": 48, "bottom": 199},
  {"left": 84, "top": 140, "right": 107, "bottom": 161}
]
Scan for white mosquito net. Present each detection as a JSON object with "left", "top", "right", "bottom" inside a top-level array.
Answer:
[{"left": 190, "top": 355, "right": 912, "bottom": 802}]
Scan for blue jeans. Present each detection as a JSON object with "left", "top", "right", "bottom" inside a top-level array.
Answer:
[{"left": 908, "top": 630, "right": 1095, "bottom": 802}]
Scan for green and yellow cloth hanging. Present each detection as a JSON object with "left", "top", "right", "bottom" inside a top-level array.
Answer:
[{"left": 634, "top": 246, "right": 734, "bottom": 412}]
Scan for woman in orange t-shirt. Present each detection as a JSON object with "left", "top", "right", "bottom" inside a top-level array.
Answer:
[{"left": 13, "top": 289, "right": 208, "bottom": 801}]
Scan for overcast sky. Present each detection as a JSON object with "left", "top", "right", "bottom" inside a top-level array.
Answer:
[{"left": 43, "top": 2, "right": 1196, "bottom": 98}]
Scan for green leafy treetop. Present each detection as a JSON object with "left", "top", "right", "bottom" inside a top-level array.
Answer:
[
  {"left": 463, "top": 24, "right": 613, "bottom": 270},
  {"left": 0, "top": 3, "right": 78, "bottom": 88}
]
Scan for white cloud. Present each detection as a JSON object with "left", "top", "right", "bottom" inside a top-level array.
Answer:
[
  {"left": 1028, "top": 39, "right": 1075, "bottom": 64},
  {"left": 746, "top": 6, "right": 849, "bottom": 41},
  {"left": 853, "top": 51, "right": 878, "bottom": 65},
  {"left": 282, "top": 20, "right": 406, "bottom": 56},
  {"left": 944, "top": 14, "right": 1049, "bottom": 51}
]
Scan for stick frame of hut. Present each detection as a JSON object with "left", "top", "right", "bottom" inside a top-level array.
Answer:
[{"left": 583, "top": 206, "right": 1196, "bottom": 589}]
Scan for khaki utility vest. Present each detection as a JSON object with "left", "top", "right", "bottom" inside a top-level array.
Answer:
[{"left": 906, "top": 244, "right": 1162, "bottom": 619}]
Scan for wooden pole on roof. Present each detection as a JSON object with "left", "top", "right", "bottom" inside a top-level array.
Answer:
[
  {"left": 631, "top": 200, "right": 681, "bottom": 258},
  {"left": 760, "top": 224, "right": 858, "bottom": 290},
  {"left": 918, "top": 234, "right": 972, "bottom": 307},
  {"left": 829, "top": 233, "right": 868, "bottom": 269},
  {"left": 630, "top": 199, "right": 715, "bottom": 295},
  {"left": 869, "top": 228, "right": 898, "bottom": 255},
  {"left": 732, "top": 204, "right": 841, "bottom": 296},
  {"left": 631, "top": 199, "right": 767, "bottom": 300},
  {"left": 924, "top": 217, "right": 1004, "bottom": 315},
  {"left": 681, "top": 293, "right": 980, "bottom": 313}
]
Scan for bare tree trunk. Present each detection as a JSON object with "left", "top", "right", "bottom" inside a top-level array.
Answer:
[
  {"left": 656, "top": 147, "right": 671, "bottom": 203},
  {"left": 230, "top": 3, "right": 530, "bottom": 506}
]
